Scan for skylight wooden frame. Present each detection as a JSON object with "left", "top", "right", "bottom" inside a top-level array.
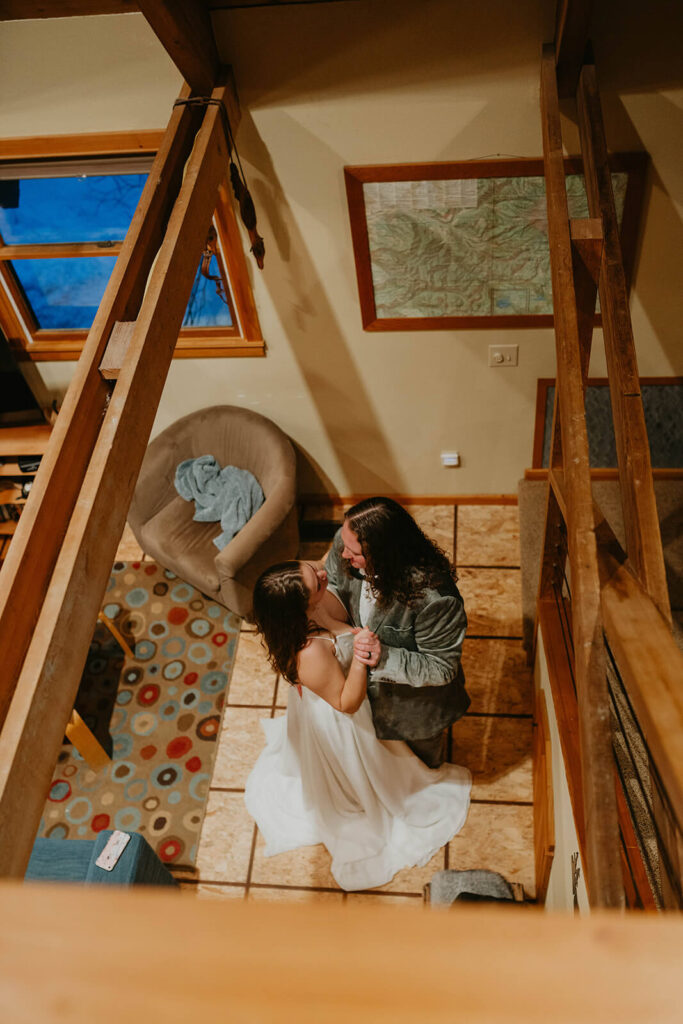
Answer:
[{"left": 0, "top": 130, "right": 264, "bottom": 360}]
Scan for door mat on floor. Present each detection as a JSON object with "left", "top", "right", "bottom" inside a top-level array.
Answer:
[{"left": 38, "top": 560, "right": 241, "bottom": 870}]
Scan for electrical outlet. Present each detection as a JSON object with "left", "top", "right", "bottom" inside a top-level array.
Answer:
[
  {"left": 488, "top": 344, "right": 519, "bottom": 367},
  {"left": 440, "top": 452, "right": 460, "bottom": 467}
]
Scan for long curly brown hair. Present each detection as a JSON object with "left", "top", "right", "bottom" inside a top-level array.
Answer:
[
  {"left": 344, "top": 497, "right": 457, "bottom": 608},
  {"left": 252, "top": 561, "right": 322, "bottom": 687}
]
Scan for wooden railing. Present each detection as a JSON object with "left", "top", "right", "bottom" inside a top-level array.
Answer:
[
  {"left": 0, "top": 71, "right": 240, "bottom": 878},
  {"left": 4, "top": 882, "right": 683, "bottom": 1022},
  {"left": 536, "top": 44, "right": 682, "bottom": 908},
  {"left": 538, "top": 44, "right": 622, "bottom": 907}
]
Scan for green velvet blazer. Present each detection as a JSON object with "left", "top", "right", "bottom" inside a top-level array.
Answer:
[{"left": 325, "top": 531, "right": 470, "bottom": 741}]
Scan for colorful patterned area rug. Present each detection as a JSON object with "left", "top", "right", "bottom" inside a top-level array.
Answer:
[{"left": 38, "top": 560, "right": 241, "bottom": 870}]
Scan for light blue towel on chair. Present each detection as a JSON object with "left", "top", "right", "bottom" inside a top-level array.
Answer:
[{"left": 174, "top": 455, "right": 264, "bottom": 550}]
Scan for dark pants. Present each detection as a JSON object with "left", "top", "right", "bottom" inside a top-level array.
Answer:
[{"left": 407, "top": 729, "right": 447, "bottom": 770}]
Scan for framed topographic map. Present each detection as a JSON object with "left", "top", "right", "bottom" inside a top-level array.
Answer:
[{"left": 344, "top": 154, "right": 647, "bottom": 330}]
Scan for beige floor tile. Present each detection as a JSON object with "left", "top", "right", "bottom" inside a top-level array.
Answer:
[
  {"left": 115, "top": 522, "right": 145, "bottom": 562},
  {"left": 346, "top": 893, "right": 423, "bottom": 907},
  {"left": 448, "top": 802, "right": 535, "bottom": 898},
  {"left": 228, "top": 630, "right": 277, "bottom": 706},
  {"left": 452, "top": 716, "right": 533, "bottom": 802},
  {"left": 247, "top": 886, "right": 344, "bottom": 903},
  {"left": 456, "top": 505, "right": 520, "bottom": 566},
  {"left": 374, "top": 846, "right": 446, "bottom": 895},
  {"left": 297, "top": 541, "right": 333, "bottom": 561},
  {"left": 457, "top": 567, "right": 523, "bottom": 636},
  {"left": 213, "top": 707, "right": 268, "bottom": 788},
  {"left": 195, "top": 883, "right": 247, "bottom": 900},
  {"left": 250, "top": 834, "right": 340, "bottom": 889},
  {"left": 195, "top": 791, "right": 255, "bottom": 883},
  {"left": 409, "top": 503, "right": 456, "bottom": 561},
  {"left": 409, "top": 505, "right": 455, "bottom": 561},
  {"left": 460, "top": 638, "right": 532, "bottom": 715}
]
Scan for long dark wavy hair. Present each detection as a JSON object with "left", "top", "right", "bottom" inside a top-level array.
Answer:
[
  {"left": 344, "top": 497, "right": 457, "bottom": 608},
  {"left": 252, "top": 561, "right": 322, "bottom": 687}
]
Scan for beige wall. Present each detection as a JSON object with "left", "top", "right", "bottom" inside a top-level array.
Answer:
[{"left": 2, "top": 0, "right": 681, "bottom": 495}]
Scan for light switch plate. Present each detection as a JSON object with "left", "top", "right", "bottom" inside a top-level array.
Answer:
[{"left": 488, "top": 344, "right": 519, "bottom": 367}]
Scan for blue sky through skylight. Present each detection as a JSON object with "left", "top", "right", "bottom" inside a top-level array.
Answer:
[
  {"left": 1, "top": 171, "right": 233, "bottom": 330},
  {"left": 0, "top": 174, "right": 147, "bottom": 245}
]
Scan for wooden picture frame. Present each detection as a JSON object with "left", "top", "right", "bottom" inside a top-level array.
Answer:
[
  {"left": 531, "top": 376, "right": 683, "bottom": 473},
  {"left": 344, "top": 153, "right": 648, "bottom": 331}
]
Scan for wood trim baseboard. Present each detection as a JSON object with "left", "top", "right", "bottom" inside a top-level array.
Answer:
[
  {"left": 525, "top": 468, "right": 683, "bottom": 481},
  {"left": 299, "top": 493, "right": 519, "bottom": 507}
]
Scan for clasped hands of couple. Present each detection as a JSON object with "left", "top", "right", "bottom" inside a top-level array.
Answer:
[{"left": 350, "top": 626, "right": 380, "bottom": 667}]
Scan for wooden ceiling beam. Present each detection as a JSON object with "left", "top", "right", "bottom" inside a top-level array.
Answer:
[
  {"left": 0, "top": 1, "right": 136, "bottom": 18},
  {"left": 0, "top": 0, "right": 341, "bottom": 16},
  {"left": 554, "top": 0, "right": 595, "bottom": 98},
  {"left": 137, "top": 1, "right": 221, "bottom": 95}
]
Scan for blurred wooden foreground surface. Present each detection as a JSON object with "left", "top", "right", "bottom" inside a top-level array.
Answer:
[{"left": 0, "top": 883, "right": 681, "bottom": 1023}]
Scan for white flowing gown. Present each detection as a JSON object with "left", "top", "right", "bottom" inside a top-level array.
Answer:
[{"left": 244, "top": 633, "right": 472, "bottom": 891}]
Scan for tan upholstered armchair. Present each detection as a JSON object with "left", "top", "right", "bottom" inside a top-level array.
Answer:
[{"left": 128, "top": 405, "right": 299, "bottom": 619}]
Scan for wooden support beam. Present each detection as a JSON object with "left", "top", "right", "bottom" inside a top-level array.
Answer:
[
  {"left": 577, "top": 64, "right": 671, "bottom": 625},
  {"left": 0, "top": 74, "right": 234, "bottom": 880},
  {"left": 64, "top": 709, "right": 111, "bottom": 772},
  {"left": 541, "top": 43, "right": 623, "bottom": 908},
  {"left": 548, "top": 467, "right": 568, "bottom": 523},
  {"left": 555, "top": 0, "right": 594, "bottom": 97},
  {"left": 593, "top": 506, "right": 683, "bottom": 844},
  {"left": 138, "top": 1, "right": 221, "bottom": 96},
  {"left": 0, "top": 85, "right": 204, "bottom": 732},
  {"left": 570, "top": 217, "right": 603, "bottom": 381}
]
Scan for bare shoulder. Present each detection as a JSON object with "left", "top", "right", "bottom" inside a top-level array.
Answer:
[
  {"left": 298, "top": 636, "right": 335, "bottom": 670},
  {"left": 297, "top": 636, "right": 341, "bottom": 696}
]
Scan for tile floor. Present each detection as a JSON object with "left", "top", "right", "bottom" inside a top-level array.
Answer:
[{"left": 117, "top": 504, "right": 535, "bottom": 905}]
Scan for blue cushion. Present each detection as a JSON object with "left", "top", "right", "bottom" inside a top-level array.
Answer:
[{"left": 26, "top": 838, "right": 94, "bottom": 882}]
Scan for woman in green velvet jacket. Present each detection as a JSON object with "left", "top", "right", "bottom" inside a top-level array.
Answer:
[{"left": 322, "top": 497, "right": 469, "bottom": 768}]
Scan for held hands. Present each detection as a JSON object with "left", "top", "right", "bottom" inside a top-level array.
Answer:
[{"left": 352, "top": 627, "right": 381, "bottom": 667}]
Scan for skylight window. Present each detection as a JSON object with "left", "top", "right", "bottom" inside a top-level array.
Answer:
[{"left": 0, "top": 132, "right": 261, "bottom": 359}]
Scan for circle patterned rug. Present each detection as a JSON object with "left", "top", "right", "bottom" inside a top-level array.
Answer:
[{"left": 38, "top": 560, "right": 241, "bottom": 870}]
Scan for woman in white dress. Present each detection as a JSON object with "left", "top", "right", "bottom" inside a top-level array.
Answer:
[{"left": 244, "top": 560, "right": 471, "bottom": 892}]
